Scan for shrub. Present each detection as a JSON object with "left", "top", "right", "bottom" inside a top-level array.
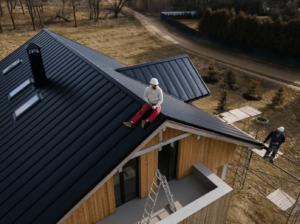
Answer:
[
  {"left": 216, "top": 89, "right": 229, "bottom": 113},
  {"left": 207, "top": 59, "right": 218, "bottom": 80},
  {"left": 244, "top": 79, "right": 262, "bottom": 100},
  {"left": 225, "top": 70, "right": 236, "bottom": 90},
  {"left": 271, "top": 86, "right": 285, "bottom": 106}
]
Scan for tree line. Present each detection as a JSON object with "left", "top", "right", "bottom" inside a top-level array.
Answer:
[
  {"left": 198, "top": 7, "right": 300, "bottom": 56},
  {"left": 0, "top": 0, "right": 130, "bottom": 33}
]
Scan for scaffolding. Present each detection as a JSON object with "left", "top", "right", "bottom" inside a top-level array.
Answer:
[{"left": 228, "top": 146, "right": 300, "bottom": 224}]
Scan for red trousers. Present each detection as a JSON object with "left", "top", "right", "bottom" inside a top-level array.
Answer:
[{"left": 132, "top": 103, "right": 161, "bottom": 123}]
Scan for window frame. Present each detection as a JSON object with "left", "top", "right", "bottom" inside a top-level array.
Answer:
[
  {"left": 2, "top": 59, "right": 23, "bottom": 77},
  {"left": 13, "top": 93, "right": 43, "bottom": 122},
  {"left": 8, "top": 78, "right": 34, "bottom": 102}
]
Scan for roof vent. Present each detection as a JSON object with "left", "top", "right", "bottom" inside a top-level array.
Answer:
[{"left": 26, "top": 43, "right": 48, "bottom": 88}]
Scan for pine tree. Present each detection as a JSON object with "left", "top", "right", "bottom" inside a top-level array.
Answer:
[
  {"left": 225, "top": 70, "right": 236, "bottom": 90},
  {"left": 246, "top": 80, "right": 261, "bottom": 99},
  {"left": 272, "top": 86, "right": 285, "bottom": 106},
  {"left": 216, "top": 89, "right": 229, "bottom": 113},
  {"left": 207, "top": 59, "right": 218, "bottom": 81}
]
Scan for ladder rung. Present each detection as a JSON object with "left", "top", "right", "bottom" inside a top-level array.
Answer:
[
  {"left": 153, "top": 182, "right": 159, "bottom": 188},
  {"left": 142, "top": 216, "right": 148, "bottom": 223},
  {"left": 146, "top": 202, "right": 152, "bottom": 208},
  {"left": 155, "top": 174, "right": 162, "bottom": 180},
  {"left": 144, "top": 209, "right": 150, "bottom": 216},
  {"left": 150, "top": 188, "right": 157, "bottom": 195},
  {"left": 148, "top": 195, "right": 155, "bottom": 203}
]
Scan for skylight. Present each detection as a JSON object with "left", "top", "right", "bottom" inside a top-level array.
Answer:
[
  {"left": 2, "top": 59, "right": 23, "bottom": 76},
  {"left": 8, "top": 78, "right": 34, "bottom": 101},
  {"left": 13, "top": 93, "right": 43, "bottom": 121}
]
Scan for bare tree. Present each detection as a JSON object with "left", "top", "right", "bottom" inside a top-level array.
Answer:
[
  {"left": 62, "top": 0, "right": 67, "bottom": 17},
  {"left": 20, "top": 0, "right": 25, "bottom": 14},
  {"left": 113, "top": 0, "right": 129, "bottom": 18},
  {"left": 6, "top": 0, "right": 16, "bottom": 29},
  {"left": 70, "top": 0, "right": 78, "bottom": 27},
  {"left": 35, "top": 1, "right": 43, "bottom": 28},
  {"left": 0, "top": 0, "right": 4, "bottom": 17},
  {"left": 25, "top": 0, "right": 36, "bottom": 30},
  {"left": 0, "top": 16, "right": 3, "bottom": 33}
]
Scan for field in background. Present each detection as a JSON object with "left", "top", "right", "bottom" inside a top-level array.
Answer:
[
  {"left": 177, "top": 19, "right": 199, "bottom": 30},
  {"left": 1, "top": 3, "right": 300, "bottom": 224}
]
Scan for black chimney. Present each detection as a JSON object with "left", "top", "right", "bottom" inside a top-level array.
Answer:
[{"left": 26, "top": 43, "right": 48, "bottom": 88}]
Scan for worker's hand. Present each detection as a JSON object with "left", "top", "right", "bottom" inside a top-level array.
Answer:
[
  {"left": 152, "top": 105, "right": 157, "bottom": 110},
  {"left": 274, "top": 142, "right": 279, "bottom": 145},
  {"left": 148, "top": 102, "right": 152, "bottom": 106}
]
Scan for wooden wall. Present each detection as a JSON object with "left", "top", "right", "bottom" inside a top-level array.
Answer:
[
  {"left": 139, "top": 134, "right": 159, "bottom": 199},
  {"left": 178, "top": 190, "right": 233, "bottom": 224},
  {"left": 63, "top": 177, "right": 116, "bottom": 224},
  {"left": 177, "top": 135, "right": 237, "bottom": 180}
]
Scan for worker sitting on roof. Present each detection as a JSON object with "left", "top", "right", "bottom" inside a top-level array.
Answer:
[
  {"left": 123, "top": 78, "right": 163, "bottom": 129},
  {"left": 262, "top": 127, "right": 285, "bottom": 164}
]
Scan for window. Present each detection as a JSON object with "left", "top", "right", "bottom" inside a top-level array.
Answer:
[
  {"left": 2, "top": 59, "right": 23, "bottom": 76},
  {"left": 13, "top": 93, "right": 43, "bottom": 121},
  {"left": 113, "top": 158, "right": 139, "bottom": 206},
  {"left": 8, "top": 78, "right": 34, "bottom": 102}
]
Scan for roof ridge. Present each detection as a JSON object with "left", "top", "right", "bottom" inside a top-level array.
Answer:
[
  {"left": 43, "top": 29, "right": 145, "bottom": 106},
  {"left": 116, "top": 54, "right": 189, "bottom": 71}
]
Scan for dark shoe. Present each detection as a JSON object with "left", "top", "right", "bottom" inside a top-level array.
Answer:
[
  {"left": 123, "top": 122, "right": 133, "bottom": 128},
  {"left": 142, "top": 120, "right": 148, "bottom": 129},
  {"left": 270, "top": 160, "right": 274, "bottom": 165},
  {"left": 263, "top": 155, "right": 268, "bottom": 159}
]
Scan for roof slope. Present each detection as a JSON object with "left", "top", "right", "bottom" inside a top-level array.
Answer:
[
  {"left": 116, "top": 55, "right": 210, "bottom": 102},
  {"left": 0, "top": 30, "right": 165, "bottom": 224},
  {"left": 52, "top": 31, "right": 260, "bottom": 145}
]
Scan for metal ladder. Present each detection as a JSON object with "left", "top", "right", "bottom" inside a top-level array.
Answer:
[{"left": 138, "top": 169, "right": 177, "bottom": 224}]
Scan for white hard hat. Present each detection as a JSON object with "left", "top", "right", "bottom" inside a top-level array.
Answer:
[
  {"left": 150, "top": 78, "right": 159, "bottom": 85},
  {"left": 278, "top": 127, "right": 284, "bottom": 132}
]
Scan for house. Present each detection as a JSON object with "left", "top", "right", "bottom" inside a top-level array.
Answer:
[{"left": 0, "top": 29, "right": 261, "bottom": 224}]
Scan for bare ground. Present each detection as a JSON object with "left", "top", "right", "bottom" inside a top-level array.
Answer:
[{"left": 1, "top": 3, "right": 300, "bottom": 224}]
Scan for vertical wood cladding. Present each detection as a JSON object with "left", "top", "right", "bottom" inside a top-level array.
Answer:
[
  {"left": 178, "top": 190, "right": 233, "bottom": 224},
  {"left": 177, "top": 135, "right": 237, "bottom": 180},
  {"left": 139, "top": 134, "right": 159, "bottom": 199},
  {"left": 63, "top": 177, "right": 116, "bottom": 224}
]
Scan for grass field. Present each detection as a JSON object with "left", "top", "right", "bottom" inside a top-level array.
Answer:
[
  {"left": 177, "top": 19, "right": 199, "bottom": 30},
  {"left": 1, "top": 2, "right": 300, "bottom": 224}
]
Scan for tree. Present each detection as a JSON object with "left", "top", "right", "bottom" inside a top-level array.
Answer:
[
  {"left": 216, "top": 89, "right": 229, "bottom": 114},
  {"left": 0, "top": 0, "right": 4, "bottom": 17},
  {"left": 207, "top": 59, "right": 218, "bottom": 80},
  {"left": 0, "top": 16, "right": 3, "bottom": 33},
  {"left": 25, "top": 0, "right": 36, "bottom": 30},
  {"left": 6, "top": 0, "right": 16, "bottom": 29},
  {"left": 271, "top": 86, "right": 285, "bottom": 106},
  {"left": 246, "top": 79, "right": 261, "bottom": 99},
  {"left": 225, "top": 70, "right": 236, "bottom": 90},
  {"left": 71, "top": 0, "right": 78, "bottom": 27},
  {"left": 113, "top": 0, "right": 129, "bottom": 18},
  {"left": 20, "top": 0, "right": 25, "bottom": 15},
  {"left": 35, "top": 1, "right": 43, "bottom": 28}
]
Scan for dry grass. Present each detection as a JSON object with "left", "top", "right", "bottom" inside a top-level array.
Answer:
[
  {"left": 177, "top": 19, "right": 199, "bottom": 30},
  {"left": 1, "top": 3, "right": 300, "bottom": 224}
]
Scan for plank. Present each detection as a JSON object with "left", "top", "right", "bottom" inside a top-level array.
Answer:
[
  {"left": 240, "top": 106, "right": 261, "bottom": 116},
  {"left": 267, "top": 189, "right": 296, "bottom": 211},
  {"left": 229, "top": 109, "right": 250, "bottom": 120},
  {"left": 220, "top": 112, "right": 240, "bottom": 124},
  {"left": 252, "top": 148, "right": 283, "bottom": 160}
]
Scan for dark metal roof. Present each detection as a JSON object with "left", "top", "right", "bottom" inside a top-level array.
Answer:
[
  {"left": 0, "top": 29, "right": 165, "bottom": 224},
  {"left": 116, "top": 55, "right": 210, "bottom": 102},
  {"left": 0, "top": 29, "right": 260, "bottom": 224}
]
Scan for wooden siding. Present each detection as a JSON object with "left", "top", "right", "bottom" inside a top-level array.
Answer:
[
  {"left": 177, "top": 136, "right": 237, "bottom": 180},
  {"left": 163, "top": 127, "right": 185, "bottom": 141},
  {"left": 178, "top": 190, "right": 233, "bottom": 224},
  {"left": 63, "top": 177, "right": 116, "bottom": 224},
  {"left": 139, "top": 134, "right": 159, "bottom": 199}
]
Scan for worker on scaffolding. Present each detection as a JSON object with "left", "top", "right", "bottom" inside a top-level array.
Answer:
[
  {"left": 262, "top": 127, "right": 286, "bottom": 164},
  {"left": 123, "top": 78, "right": 163, "bottom": 129}
]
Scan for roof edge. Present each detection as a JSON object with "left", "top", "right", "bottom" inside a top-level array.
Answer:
[{"left": 116, "top": 54, "right": 189, "bottom": 71}]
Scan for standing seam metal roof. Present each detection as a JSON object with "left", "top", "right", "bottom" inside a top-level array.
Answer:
[{"left": 116, "top": 55, "right": 210, "bottom": 102}]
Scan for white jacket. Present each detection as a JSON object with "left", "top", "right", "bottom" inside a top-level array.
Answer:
[{"left": 143, "top": 86, "right": 163, "bottom": 107}]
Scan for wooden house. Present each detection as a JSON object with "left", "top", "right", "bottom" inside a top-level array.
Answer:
[{"left": 0, "top": 29, "right": 261, "bottom": 224}]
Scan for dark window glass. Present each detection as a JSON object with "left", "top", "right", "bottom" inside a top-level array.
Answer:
[
  {"left": 168, "top": 141, "right": 178, "bottom": 180},
  {"left": 123, "top": 159, "right": 138, "bottom": 201},
  {"left": 113, "top": 172, "right": 122, "bottom": 206}
]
